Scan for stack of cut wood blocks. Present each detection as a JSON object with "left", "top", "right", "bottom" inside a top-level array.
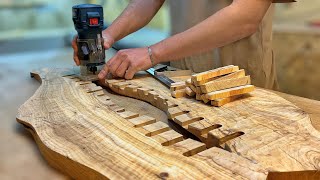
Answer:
[{"left": 171, "top": 65, "right": 255, "bottom": 107}]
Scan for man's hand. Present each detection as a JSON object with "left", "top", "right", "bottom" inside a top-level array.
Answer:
[
  {"left": 98, "top": 48, "right": 153, "bottom": 80},
  {"left": 71, "top": 31, "right": 115, "bottom": 66}
]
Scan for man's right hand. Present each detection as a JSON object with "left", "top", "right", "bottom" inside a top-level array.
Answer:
[{"left": 71, "top": 31, "right": 115, "bottom": 66}]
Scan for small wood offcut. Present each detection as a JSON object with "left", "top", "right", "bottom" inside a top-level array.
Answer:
[{"left": 171, "top": 65, "right": 254, "bottom": 106}]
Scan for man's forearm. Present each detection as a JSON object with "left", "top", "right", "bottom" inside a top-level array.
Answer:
[
  {"left": 151, "top": 0, "right": 272, "bottom": 63},
  {"left": 105, "top": 0, "right": 165, "bottom": 42}
]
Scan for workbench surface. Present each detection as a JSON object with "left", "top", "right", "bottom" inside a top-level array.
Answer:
[{"left": 1, "top": 48, "right": 319, "bottom": 179}]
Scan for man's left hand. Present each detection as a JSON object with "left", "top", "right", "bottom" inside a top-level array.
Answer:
[{"left": 98, "top": 47, "right": 153, "bottom": 80}]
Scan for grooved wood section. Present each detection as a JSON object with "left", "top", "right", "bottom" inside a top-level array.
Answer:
[
  {"left": 173, "top": 139, "right": 206, "bottom": 157},
  {"left": 128, "top": 115, "right": 156, "bottom": 127},
  {"left": 153, "top": 130, "right": 184, "bottom": 146},
  {"left": 188, "top": 119, "right": 222, "bottom": 136},
  {"left": 206, "top": 85, "right": 255, "bottom": 100},
  {"left": 200, "top": 76, "right": 251, "bottom": 93},
  {"left": 139, "top": 121, "right": 170, "bottom": 137},
  {"left": 103, "top": 71, "right": 320, "bottom": 176},
  {"left": 18, "top": 69, "right": 320, "bottom": 179}
]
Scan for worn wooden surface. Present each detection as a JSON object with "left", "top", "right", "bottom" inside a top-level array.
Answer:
[
  {"left": 16, "top": 68, "right": 320, "bottom": 179},
  {"left": 17, "top": 69, "right": 269, "bottom": 179}
]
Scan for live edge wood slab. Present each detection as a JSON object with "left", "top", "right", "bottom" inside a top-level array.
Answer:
[{"left": 16, "top": 68, "right": 320, "bottom": 180}]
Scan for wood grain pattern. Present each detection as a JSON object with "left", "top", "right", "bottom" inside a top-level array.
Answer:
[
  {"left": 16, "top": 69, "right": 320, "bottom": 179},
  {"left": 18, "top": 69, "right": 272, "bottom": 179}
]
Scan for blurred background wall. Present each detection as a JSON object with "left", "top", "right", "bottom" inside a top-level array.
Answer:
[{"left": 0, "top": 0, "right": 319, "bottom": 100}]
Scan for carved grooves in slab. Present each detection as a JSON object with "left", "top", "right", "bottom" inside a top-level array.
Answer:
[
  {"left": 105, "top": 79, "right": 245, "bottom": 151},
  {"left": 64, "top": 75, "right": 207, "bottom": 157}
]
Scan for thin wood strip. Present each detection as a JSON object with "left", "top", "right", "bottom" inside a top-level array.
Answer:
[
  {"left": 200, "top": 76, "right": 251, "bottom": 93},
  {"left": 191, "top": 65, "right": 239, "bottom": 82},
  {"left": 205, "top": 85, "right": 255, "bottom": 100}
]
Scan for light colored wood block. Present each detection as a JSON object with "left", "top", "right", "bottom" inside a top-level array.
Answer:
[
  {"left": 196, "top": 93, "right": 202, "bottom": 101},
  {"left": 140, "top": 121, "right": 170, "bottom": 137},
  {"left": 200, "top": 76, "right": 251, "bottom": 93},
  {"left": 128, "top": 115, "right": 156, "bottom": 127},
  {"left": 170, "top": 81, "right": 186, "bottom": 92},
  {"left": 173, "top": 139, "right": 206, "bottom": 157},
  {"left": 117, "top": 111, "right": 139, "bottom": 119},
  {"left": 201, "top": 94, "right": 210, "bottom": 104},
  {"left": 185, "top": 87, "right": 195, "bottom": 97},
  {"left": 171, "top": 89, "right": 186, "bottom": 98},
  {"left": 185, "top": 78, "right": 192, "bottom": 86},
  {"left": 206, "top": 85, "right": 255, "bottom": 100},
  {"left": 211, "top": 95, "right": 243, "bottom": 107},
  {"left": 191, "top": 65, "right": 239, "bottom": 82},
  {"left": 217, "top": 69, "right": 246, "bottom": 81},
  {"left": 153, "top": 130, "right": 184, "bottom": 146}
]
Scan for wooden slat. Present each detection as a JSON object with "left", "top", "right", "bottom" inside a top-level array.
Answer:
[
  {"left": 200, "top": 76, "right": 251, "bottom": 93},
  {"left": 173, "top": 139, "right": 206, "bottom": 157},
  {"left": 217, "top": 69, "right": 246, "bottom": 81},
  {"left": 173, "top": 114, "right": 203, "bottom": 126},
  {"left": 185, "top": 87, "right": 195, "bottom": 97},
  {"left": 170, "top": 81, "right": 186, "bottom": 91},
  {"left": 188, "top": 119, "right": 222, "bottom": 136},
  {"left": 167, "top": 107, "right": 187, "bottom": 119},
  {"left": 211, "top": 95, "right": 243, "bottom": 107},
  {"left": 191, "top": 65, "right": 239, "bottom": 82},
  {"left": 117, "top": 111, "right": 139, "bottom": 119},
  {"left": 207, "top": 129, "right": 245, "bottom": 148},
  {"left": 128, "top": 115, "right": 156, "bottom": 127},
  {"left": 206, "top": 85, "right": 255, "bottom": 100},
  {"left": 139, "top": 121, "right": 170, "bottom": 137},
  {"left": 153, "top": 130, "right": 184, "bottom": 146},
  {"left": 171, "top": 89, "right": 186, "bottom": 98}
]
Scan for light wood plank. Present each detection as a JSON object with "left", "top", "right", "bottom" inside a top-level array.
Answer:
[
  {"left": 206, "top": 85, "right": 255, "bottom": 100},
  {"left": 211, "top": 95, "right": 243, "bottom": 107},
  {"left": 200, "top": 76, "right": 251, "bottom": 93},
  {"left": 171, "top": 89, "right": 186, "bottom": 98},
  {"left": 191, "top": 65, "right": 239, "bottom": 82}
]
